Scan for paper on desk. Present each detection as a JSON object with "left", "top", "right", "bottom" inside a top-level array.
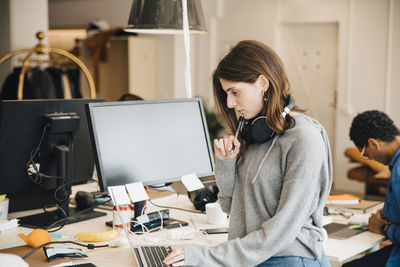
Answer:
[
  {"left": 190, "top": 213, "right": 229, "bottom": 230},
  {"left": 0, "top": 218, "right": 18, "bottom": 232},
  {"left": 348, "top": 213, "right": 372, "bottom": 225},
  {"left": 0, "top": 240, "right": 26, "bottom": 250},
  {"left": 322, "top": 216, "right": 333, "bottom": 226},
  {"left": 181, "top": 173, "right": 204, "bottom": 192},
  {"left": 108, "top": 186, "right": 131, "bottom": 205},
  {"left": 126, "top": 182, "right": 149, "bottom": 203}
]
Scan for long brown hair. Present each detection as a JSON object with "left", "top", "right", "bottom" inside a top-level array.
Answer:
[{"left": 213, "top": 40, "right": 304, "bottom": 159}]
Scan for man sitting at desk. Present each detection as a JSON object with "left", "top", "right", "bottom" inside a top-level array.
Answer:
[{"left": 345, "top": 110, "right": 400, "bottom": 267}]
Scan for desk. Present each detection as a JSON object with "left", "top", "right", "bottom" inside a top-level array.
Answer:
[
  {"left": 324, "top": 211, "right": 386, "bottom": 266},
  {"left": 0, "top": 183, "right": 387, "bottom": 267},
  {"left": 1, "top": 190, "right": 227, "bottom": 267}
]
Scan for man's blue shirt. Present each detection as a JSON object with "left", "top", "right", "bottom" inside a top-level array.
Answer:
[{"left": 383, "top": 145, "right": 400, "bottom": 266}]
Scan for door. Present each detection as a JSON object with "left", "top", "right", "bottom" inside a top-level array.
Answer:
[{"left": 279, "top": 22, "right": 338, "bottom": 154}]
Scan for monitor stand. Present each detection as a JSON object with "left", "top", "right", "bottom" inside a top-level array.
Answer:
[{"left": 18, "top": 207, "right": 107, "bottom": 229}]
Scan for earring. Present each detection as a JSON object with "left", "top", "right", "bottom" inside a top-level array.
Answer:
[{"left": 263, "top": 91, "right": 267, "bottom": 102}]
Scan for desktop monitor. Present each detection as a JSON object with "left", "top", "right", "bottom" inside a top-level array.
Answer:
[
  {"left": 0, "top": 99, "right": 103, "bottom": 214},
  {"left": 86, "top": 98, "right": 215, "bottom": 192}
]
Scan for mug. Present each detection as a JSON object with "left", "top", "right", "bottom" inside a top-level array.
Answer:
[{"left": 205, "top": 202, "right": 227, "bottom": 225}]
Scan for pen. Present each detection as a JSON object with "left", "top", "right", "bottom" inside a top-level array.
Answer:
[{"left": 230, "top": 115, "right": 244, "bottom": 154}]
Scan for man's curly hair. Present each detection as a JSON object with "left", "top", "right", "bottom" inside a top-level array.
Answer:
[{"left": 349, "top": 110, "right": 400, "bottom": 149}]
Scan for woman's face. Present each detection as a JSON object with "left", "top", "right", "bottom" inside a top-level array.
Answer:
[{"left": 220, "top": 76, "right": 268, "bottom": 120}]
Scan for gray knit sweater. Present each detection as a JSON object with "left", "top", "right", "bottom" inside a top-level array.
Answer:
[{"left": 185, "top": 114, "right": 332, "bottom": 267}]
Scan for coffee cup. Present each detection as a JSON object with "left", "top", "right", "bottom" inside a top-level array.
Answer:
[{"left": 205, "top": 202, "right": 227, "bottom": 225}]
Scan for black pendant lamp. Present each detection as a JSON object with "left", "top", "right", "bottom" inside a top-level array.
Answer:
[{"left": 125, "top": 0, "right": 207, "bottom": 34}]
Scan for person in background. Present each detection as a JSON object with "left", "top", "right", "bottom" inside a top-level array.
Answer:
[
  {"left": 164, "top": 40, "right": 332, "bottom": 266},
  {"left": 344, "top": 110, "right": 400, "bottom": 267},
  {"left": 117, "top": 93, "right": 143, "bottom": 101}
]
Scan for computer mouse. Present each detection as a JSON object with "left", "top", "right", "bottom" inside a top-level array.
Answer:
[{"left": 74, "top": 191, "right": 95, "bottom": 210}]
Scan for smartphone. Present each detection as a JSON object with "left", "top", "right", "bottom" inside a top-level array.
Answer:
[{"left": 200, "top": 228, "right": 229, "bottom": 234}]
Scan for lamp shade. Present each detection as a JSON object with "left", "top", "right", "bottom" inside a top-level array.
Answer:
[{"left": 125, "top": 0, "right": 207, "bottom": 34}]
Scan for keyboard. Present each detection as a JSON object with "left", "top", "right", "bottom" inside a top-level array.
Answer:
[{"left": 133, "top": 245, "right": 173, "bottom": 267}]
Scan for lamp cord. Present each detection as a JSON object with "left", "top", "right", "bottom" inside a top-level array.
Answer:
[{"left": 182, "top": 0, "right": 192, "bottom": 98}]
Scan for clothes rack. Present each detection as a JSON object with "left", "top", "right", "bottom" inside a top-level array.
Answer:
[{"left": 0, "top": 31, "right": 96, "bottom": 99}]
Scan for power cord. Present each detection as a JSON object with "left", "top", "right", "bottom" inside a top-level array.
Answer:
[
  {"left": 44, "top": 202, "right": 105, "bottom": 232},
  {"left": 148, "top": 182, "right": 173, "bottom": 188},
  {"left": 43, "top": 204, "right": 68, "bottom": 232},
  {"left": 22, "top": 240, "right": 108, "bottom": 260},
  {"left": 26, "top": 124, "right": 51, "bottom": 185},
  {"left": 24, "top": 123, "right": 80, "bottom": 232}
]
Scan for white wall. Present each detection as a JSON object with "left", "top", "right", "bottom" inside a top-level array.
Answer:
[
  {"left": 9, "top": 0, "right": 49, "bottom": 49},
  {"left": 186, "top": 0, "right": 400, "bottom": 194},
  {"left": 2, "top": 0, "right": 398, "bottom": 195},
  {"left": 0, "top": 0, "right": 48, "bottom": 90},
  {"left": 388, "top": 0, "right": 400, "bottom": 124}
]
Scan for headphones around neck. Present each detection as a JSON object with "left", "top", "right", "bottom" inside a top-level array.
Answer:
[{"left": 241, "top": 96, "right": 295, "bottom": 144}]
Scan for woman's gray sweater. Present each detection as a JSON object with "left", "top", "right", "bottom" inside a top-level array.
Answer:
[{"left": 185, "top": 114, "right": 332, "bottom": 267}]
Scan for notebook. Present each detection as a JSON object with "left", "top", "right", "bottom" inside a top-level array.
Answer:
[
  {"left": 324, "top": 222, "right": 366, "bottom": 240},
  {"left": 326, "top": 200, "right": 384, "bottom": 214}
]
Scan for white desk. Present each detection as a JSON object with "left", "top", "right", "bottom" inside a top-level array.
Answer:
[
  {"left": 0, "top": 183, "right": 387, "bottom": 267},
  {"left": 325, "top": 231, "right": 384, "bottom": 263},
  {"left": 324, "top": 211, "right": 386, "bottom": 265}
]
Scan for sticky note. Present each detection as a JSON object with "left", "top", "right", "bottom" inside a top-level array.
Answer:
[
  {"left": 125, "top": 182, "right": 150, "bottom": 203},
  {"left": 108, "top": 186, "right": 131, "bottom": 205},
  {"left": 181, "top": 173, "right": 204, "bottom": 192}
]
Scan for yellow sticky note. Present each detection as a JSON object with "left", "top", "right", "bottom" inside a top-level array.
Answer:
[{"left": 0, "top": 194, "right": 6, "bottom": 202}]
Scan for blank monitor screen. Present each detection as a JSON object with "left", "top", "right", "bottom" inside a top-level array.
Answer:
[{"left": 87, "top": 98, "right": 214, "bottom": 191}]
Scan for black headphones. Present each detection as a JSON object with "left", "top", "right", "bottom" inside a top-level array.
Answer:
[
  {"left": 241, "top": 96, "right": 295, "bottom": 144},
  {"left": 187, "top": 185, "right": 219, "bottom": 211}
]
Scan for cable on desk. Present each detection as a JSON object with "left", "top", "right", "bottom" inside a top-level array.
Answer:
[
  {"left": 45, "top": 202, "right": 109, "bottom": 232},
  {"left": 45, "top": 204, "right": 68, "bottom": 232},
  {"left": 148, "top": 199, "right": 204, "bottom": 214},
  {"left": 148, "top": 182, "right": 173, "bottom": 188},
  {"left": 22, "top": 240, "right": 108, "bottom": 259}
]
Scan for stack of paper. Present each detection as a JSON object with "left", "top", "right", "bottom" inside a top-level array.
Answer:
[{"left": 326, "top": 200, "right": 384, "bottom": 214}]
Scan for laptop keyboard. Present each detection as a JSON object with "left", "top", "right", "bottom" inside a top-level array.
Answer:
[{"left": 134, "top": 245, "right": 173, "bottom": 267}]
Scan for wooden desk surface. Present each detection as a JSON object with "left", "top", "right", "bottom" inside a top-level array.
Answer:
[
  {"left": 1, "top": 186, "right": 227, "bottom": 267},
  {"left": 1, "top": 182, "right": 387, "bottom": 266}
]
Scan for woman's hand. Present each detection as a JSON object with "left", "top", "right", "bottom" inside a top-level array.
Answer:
[
  {"left": 214, "top": 135, "right": 240, "bottom": 160},
  {"left": 163, "top": 248, "right": 185, "bottom": 266}
]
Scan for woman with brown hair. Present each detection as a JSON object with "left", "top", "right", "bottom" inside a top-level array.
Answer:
[{"left": 164, "top": 40, "right": 332, "bottom": 267}]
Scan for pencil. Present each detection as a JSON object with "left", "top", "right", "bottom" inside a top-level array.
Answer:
[{"left": 230, "top": 115, "right": 244, "bottom": 154}]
